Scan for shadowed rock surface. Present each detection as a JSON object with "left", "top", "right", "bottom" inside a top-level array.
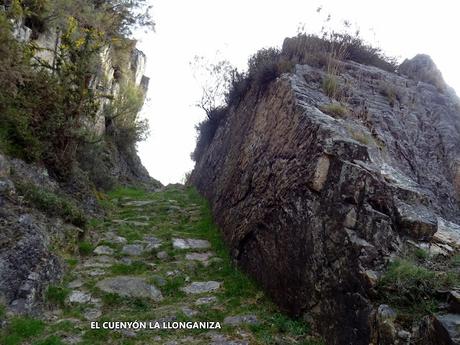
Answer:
[{"left": 191, "top": 52, "right": 460, "bottom": 344}]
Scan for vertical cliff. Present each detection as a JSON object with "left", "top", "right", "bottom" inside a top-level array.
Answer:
[
  {"left": 0, "top": 2, "right": 159, "bottom": 316},
  {"left": 191, "top": 39, "right": 460, "bottom": 344}
]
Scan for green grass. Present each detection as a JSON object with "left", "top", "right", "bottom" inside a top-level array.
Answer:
[
  {"left": 101, "top": 292, "right": 123, "bottom": 307},
  {"left": 377, "top": 258, "right": 459, "bottom": 325},
  {"left": 451, "top": 254, "right": 460, "bottom": 267},
  {"left": 1, "top": 317, "right": 45, "bottom": 345},
  {"left": 413, "top": 248, "right": 429, "bottom": 261},
  {"left": 46, "top": 285, "right": 70, "bottom": 307},
  {"left": 108, "top": 187, "right": 149, "bottom": 200},
  {"left": 322, "top": 74, "right": 339, "bottom": 99},
  {"left": 65, "top": 258, "right": 78, "bottom": 268},
  {"left": 78, "top": 241, "right": 94, "bottom": 256},
  {"left": 116, "top": 225, "right": 143, "bottom": 242},
  {"left": 24, "top": 185, "right": 323, "bottom": 345},
  {"left": 48, "top": 320, "right": 75, "bottom": 333},
  {"left": 110, "top": 261, "right": 149, "bottom": 275},
  {"left": 161, "top": 276, "right": 186, "bottom": 299},
  {"left": 33, "top": 336, "right": 64, "bottom": 345}
]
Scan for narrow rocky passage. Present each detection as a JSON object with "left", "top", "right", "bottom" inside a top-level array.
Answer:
[{"left": 2, "top": 185, "right": 323, "bottom": 345}]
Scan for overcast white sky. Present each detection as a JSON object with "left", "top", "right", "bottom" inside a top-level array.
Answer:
[{"left": 134, "top": 0, "right": 460, "bottom": 185}]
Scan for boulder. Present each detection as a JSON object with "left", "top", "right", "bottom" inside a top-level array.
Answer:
[
  {"left": 172, "top": 238, "right": 211, "bottom": 250},
  {"left": 121, "top": 244, "right": 144, "bottom": 256},
  {"left": 181, "top": 281, "right": 221, "bottom": 294},
  {"left": 93, "top": 246, "right": 114, "bottom": 256}
]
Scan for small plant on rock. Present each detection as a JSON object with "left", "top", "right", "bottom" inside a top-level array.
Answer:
[{"left": 320, "top": 103, "right": 348, "bottom": 118}]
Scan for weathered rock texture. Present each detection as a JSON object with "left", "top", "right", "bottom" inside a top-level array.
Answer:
[
  {"left": 191, "top": 53, "right": 460, "bottom": 344},
  {"left": 0, "top": 154, "right": 82, "bottom": 314},
  {"left": 0, "top": 19, "right": 158, "bottom": 316},
  {"left": 11, "top": 19, "right": 155, "bottom": 187}
]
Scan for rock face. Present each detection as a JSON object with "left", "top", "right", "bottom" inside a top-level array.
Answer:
[
  {"left": 0, "top": 154, "right": 82, "bottom": 315},
  {"left": 191, "top": 53, "right": 460, "bottom": 344},
  {"left": 9, "top": 19, "right": 157, "bottom": 188},
  {"left": 0, "top": 17, "right": 160, "bottom": 316}
]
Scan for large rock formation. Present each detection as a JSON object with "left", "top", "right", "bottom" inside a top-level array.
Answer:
[
  {"left": 191, "top": 51, "right": 460, "bottom": 344},
  {"left": 0, "top": 17, "right": 158, "bottom": 316},
  {"left": 11, "top": 18, "right": 154, "bottom": 187}
]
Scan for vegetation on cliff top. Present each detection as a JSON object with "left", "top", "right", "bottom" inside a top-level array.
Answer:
[
  {"left": 0, "top": 0, "right": 152, "bottom": 187},
  {"left": 191, "top": 22, "right": 397, "bottom": 162}
]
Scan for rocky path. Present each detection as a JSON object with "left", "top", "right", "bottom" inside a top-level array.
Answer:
[{"left": 2, "top": 186, "right": 323, "bottom": 345}]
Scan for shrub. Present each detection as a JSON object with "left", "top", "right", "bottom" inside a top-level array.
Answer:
[
  {"left": 105, "top": 81, "right": 149, "bottom": 152},
  {"left": 225, "top": 69, "right": 250, "bottom": 107},
  {"left": 246, "top": 48, "right": 294, "bottom": 92},
  {"left": 319, "top": 103, "right": 348, "bottom": 118},
  {"left": 248, "top": 48, "right": 282, "bottom": 89},
  {"left": 191, "top": 107, "right": 227, "bottom": 162}
]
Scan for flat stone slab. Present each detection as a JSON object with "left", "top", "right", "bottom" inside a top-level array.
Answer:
[
  {"left": 95, "top": 255, "right": 116, "bottom": 264},
  {"left": 181, "top": 281, "right": 221, "bottom": 294},
  {"left": 123, "top": 200, "right": 155, "bottom": 207},
  {"left": 68, "top": 291, "right": 91, "bottom": 304},
  {"left": 84, "top": 308, "right": 102, "bottom": 321},
  {"left": 127, "top": 221, "right": 150, "bottom": 227},
  {"left": 195, "top": 296, "right": 218, "bottom": 305},
  {"left": 105, "top": 232, "right": 127, "bottom": 245},
  {"left": 144, "top": 236, "right": 162, "bottom": 250},
  {"left": 82, "top": 261, "right": 112, "bottom": 269},
  {"left": 223, "top": 315, "right": 259, "bottom": 326},
  {"left": 96, "top": 276, "right": 163, "bottom": 301},
  {"left": 172, "top": 238, "right": 211, "bottom": 250},
  {"left": 185, "top": 252, "right": 213, "bottom": 262},
  {"left": 67, "top": 280, "right": 83, "bottom": 289},
  {"left": 181, "top": 306, "right": 198, "bottom": 317},
  {"left": 208, "top": 333, "right": 249, "bottom": 345},
  {"left": 93, "top": 246, "right": 114, "bottom": 256},
  {"left": 122, "top": 244, "right": 144, "bottom": 256},
  {"left": 85, "top": 269, "right": 106, "bottom": 276},
  {"left": 152, "top": 275, "right": 166, "bottom": 287},
  {"left": 157, "top": 251, "right": 169, "bottom": 260}
]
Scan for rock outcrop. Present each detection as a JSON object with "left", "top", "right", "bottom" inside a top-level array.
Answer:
[
  {"left": 191, "top": 49, "right": 460, "bottom": 344},
  {"left": 0, "top": 154, "right": 82, "bottom": 314},
  {"left": 10, "top": 18, "right": 155, "bottom": 187},
  {"left": 0, "top": 16, "right": 159, "bottom": 317}
]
